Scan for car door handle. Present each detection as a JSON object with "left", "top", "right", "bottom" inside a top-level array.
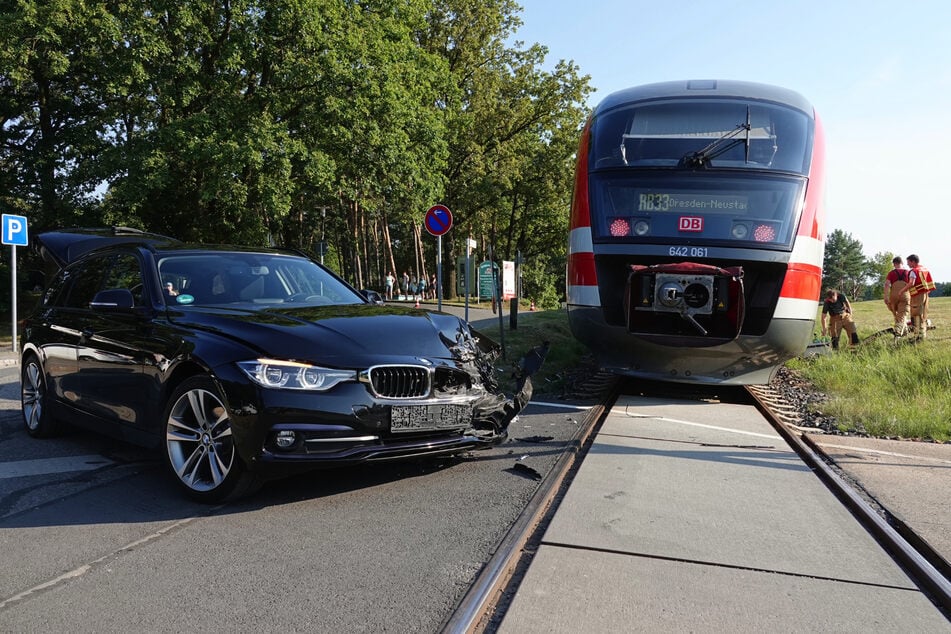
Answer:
[{"left": 81, "top": 328, "right": 95, "bottom": 339}]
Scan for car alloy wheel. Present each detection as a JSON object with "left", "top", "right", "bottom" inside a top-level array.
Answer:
[
  {"left": 21, "top": 354, "right": 58, "bottom": 437},
  {"left": 164, "top": 375, "right": 255, "bottom": 502}
]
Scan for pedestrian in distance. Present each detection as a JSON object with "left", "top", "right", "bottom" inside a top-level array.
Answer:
[
  {"left": 384, "top": 271, "right": 395, "bottom": 301},
  {"left": 906, "top": 254, "right": 936, "bottom": 341},
  {"left": 883, "top": 256, "right": 910, "bottom": 337},
  {"left": 820, "top": 288, "right": 859, "bottom": 350},
  {"left": 418, "top": 274, "right": 427, "bottom": 302}
]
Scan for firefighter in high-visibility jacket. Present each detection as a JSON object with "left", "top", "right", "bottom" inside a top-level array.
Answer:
[{"left": 906, "top": 254, "right": 936, "bottom": 340}]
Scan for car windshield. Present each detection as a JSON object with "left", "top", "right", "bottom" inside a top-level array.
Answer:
[{"left": 157, "top": 252, "right": 364, "bottom": 307}]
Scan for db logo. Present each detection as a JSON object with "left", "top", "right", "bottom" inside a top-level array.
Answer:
[{"left": 678, "top": 216, "right": 703, "bottom": 232}]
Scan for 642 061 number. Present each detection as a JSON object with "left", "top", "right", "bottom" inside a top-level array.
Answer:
[{"left": 668, "top": 246, "right": 709, "bottom": 258}]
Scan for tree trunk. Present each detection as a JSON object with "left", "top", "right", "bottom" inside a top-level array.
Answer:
[
  {"left": 351, "top": 200, "right": 364, "bottom": 288},
  {"left": 360, "top": 206, "right": 371, "bottom": 289},
  {"left": 381, "top": 207, "right": 397, "bottom": 284},
  {"left": 370, "top": 212, "right": 382, "bottom": 291}
]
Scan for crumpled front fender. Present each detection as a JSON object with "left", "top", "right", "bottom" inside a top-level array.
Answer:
[{"left": 470, "top": 341, "right": 549, "bottom": 439}]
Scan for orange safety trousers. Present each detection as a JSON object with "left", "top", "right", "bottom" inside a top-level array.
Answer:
[{"left": 828, "top": 313, "right": 857, "bottom": 348}]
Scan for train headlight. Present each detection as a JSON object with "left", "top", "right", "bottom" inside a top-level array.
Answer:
[
  {"left": 731, "top": 223, "right": 749, "bottom": 240},
  {"left": 633, "top": 220, "right": 651, "bottom": 236}
]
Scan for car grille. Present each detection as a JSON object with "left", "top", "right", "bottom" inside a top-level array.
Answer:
[{"left": 368, "top": 365, "right": 430, "bottom": 399}]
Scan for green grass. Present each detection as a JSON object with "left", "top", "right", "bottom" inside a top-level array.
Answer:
[
  {"left": 788, "top": 296, "right": 951, "bottom": 441},
  {"left": 478, "top": 309, "right": 591, "bottom": 396}
]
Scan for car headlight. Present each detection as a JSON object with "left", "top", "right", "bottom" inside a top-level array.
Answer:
[{"left": 237, "top": 360, "right": 356, "bottom": 391}]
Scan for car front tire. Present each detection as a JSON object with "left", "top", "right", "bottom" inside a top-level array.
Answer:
[
  {"left": 163, "top": 375, "right": 260, "bottom": 503},
  {"left": 21, "top": 354, "right": 59, "bottom": 438}
]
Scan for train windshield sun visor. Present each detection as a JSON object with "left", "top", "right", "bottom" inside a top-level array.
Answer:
[{"left": 591, "top": 100, "right": 812, "bottom": 175}]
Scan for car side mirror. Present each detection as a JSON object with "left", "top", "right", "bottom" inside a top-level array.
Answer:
[
  {"left": 90, "top": 288, "right": 135, "bottom": 312},
  {"left": 361, "top": 289, "right": 384, "bottom": 305}
]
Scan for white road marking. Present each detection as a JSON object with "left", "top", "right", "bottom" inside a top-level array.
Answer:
[
  {"left": 817, "top": 443, "right": 951, "bottom": 464},
  {"left": 0, "top": 455, "right": 113, "bottom": 480},
  {"left": 0, "top": 517, "right": 198, "bottom": 610},
  {"left": 622, "top": 409, "right": 778, "bottom": 440},
  {"left": 527, "top": 401, "right": 592, "bottom": 411}
]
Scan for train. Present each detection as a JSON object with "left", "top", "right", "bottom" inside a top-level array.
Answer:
[{"left": 566, "top": 80, "right": 826, "bottom": 384}]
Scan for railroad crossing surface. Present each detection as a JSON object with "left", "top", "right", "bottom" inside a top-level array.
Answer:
[{"left": 497, "top": 394, "right": 950, "bottom": 632}]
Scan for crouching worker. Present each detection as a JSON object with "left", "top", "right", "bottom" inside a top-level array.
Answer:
[{"left": 821, "top": 289, "right": 859, "bottom": 350}]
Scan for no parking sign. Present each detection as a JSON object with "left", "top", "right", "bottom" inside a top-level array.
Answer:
[
  {"left": 424, "top": 205, "right": 452, "bottom": 237},
  {"left": 423, "top": 205, "right": 452, "bottom": 310}
]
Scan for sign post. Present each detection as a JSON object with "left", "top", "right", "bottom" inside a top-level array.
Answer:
[
  {"left": 424, "top": 205, "right": 453, "bottom": 312},
  {"left": 2, "top": 214, "right": 29, "bottom": 353},
  {"left": 464, "top": 237, "right": 476, "bottom": 322}
]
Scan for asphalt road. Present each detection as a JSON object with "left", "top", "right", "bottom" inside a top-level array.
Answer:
[{"left": 0, "top": 362, "right": 593, "bottom": 632}]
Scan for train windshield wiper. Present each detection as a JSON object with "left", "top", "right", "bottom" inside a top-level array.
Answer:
[{"left": 680, "top": 108, "right": 752, "bottom": 168}]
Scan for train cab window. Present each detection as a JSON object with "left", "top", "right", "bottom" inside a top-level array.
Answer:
[{"left": 591, "top": 100, "right": 812, "bottom": 175}]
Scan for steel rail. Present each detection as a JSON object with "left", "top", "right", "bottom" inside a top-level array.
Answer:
[
  {"left": 746, "top": 385, "right": 951, "bottom": 617},
  {"left": 441, "top": 385, "right": 618, "bottom": 633}
]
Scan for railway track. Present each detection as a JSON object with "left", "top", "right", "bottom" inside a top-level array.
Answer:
[
  {"left": 746, "top": 384, "right": 951, "bottom": 616},
  {"left": 443, "top": 379, "right": 951, "bottom": 632}
]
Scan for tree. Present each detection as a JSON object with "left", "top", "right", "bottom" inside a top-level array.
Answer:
[
  {"left": 1, "top": 0, "right": 590, "bottom": 295},
  {"left": 0, "top": 0, "right": 118, "bottom": 226},
  {"left": 864, "top": 251, "right": 895, "bottom": 300},
  {"left": 418, "top": 0, "right": 591, "bottom": 294},
  {"left": 822, "top": 229, "right": 867, "bottom": 299}
]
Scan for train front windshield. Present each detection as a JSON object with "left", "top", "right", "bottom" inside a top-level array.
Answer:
[{"left": 588, "top": 99, "right": 813, "bottom": 251}]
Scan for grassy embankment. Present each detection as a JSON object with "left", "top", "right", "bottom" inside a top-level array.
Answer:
[
  {"left": 469, "top": 308, "right": 592, "bottom": 397},
  {"left": 787, "top": 296, "right": 951, "bottom": 441}
]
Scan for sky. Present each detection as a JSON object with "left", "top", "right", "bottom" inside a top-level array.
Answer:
[{"left": 512, "top": 0, "right": 951, "bottom": 282}]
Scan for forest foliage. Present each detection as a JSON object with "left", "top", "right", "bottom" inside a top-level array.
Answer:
[{"left": 0, "top": 0, "right": 591, "bottom": 305}]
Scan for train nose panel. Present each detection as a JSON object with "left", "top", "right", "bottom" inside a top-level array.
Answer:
[{"left": 627, "top": 262, "right": 745, "bottom": 344}]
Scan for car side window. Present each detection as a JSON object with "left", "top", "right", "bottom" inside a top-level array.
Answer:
[
  {"left": 61, "top": 252, "right": 145, "bottom": 309},
  {"left": 63, "top": 256, "right": 111, "bottom": 309},
  {"left": 102, "top": 253, "right": 145, "bottom": 306}
]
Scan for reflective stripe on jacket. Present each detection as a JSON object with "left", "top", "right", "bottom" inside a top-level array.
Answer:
[{"left": 909, "top": 265, "right": 936, "bottom": 297}]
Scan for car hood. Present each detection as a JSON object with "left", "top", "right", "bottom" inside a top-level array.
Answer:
[{"left": 168, "top": 304, "right": 495, "bottom": 367}]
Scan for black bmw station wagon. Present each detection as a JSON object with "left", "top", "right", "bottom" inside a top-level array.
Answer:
[{"left": 21, "top": 228, "right": 540, "bottom": 502}]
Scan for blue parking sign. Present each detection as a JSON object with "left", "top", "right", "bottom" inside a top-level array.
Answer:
[{"left": 2, "top": 214, "right": 28, "bottom": 246}]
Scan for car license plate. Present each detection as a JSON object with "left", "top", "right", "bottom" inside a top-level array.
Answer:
[{"left": 390, "top": 404, "right": 472, "bottom": 432}]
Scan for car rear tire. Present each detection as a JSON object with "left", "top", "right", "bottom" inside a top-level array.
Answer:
[
  {"left": 21, "top": 354, "right": 59, "bottom": 438},
  {"left": 163, "top": 375, "right": 260, "bottom": 503}
]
